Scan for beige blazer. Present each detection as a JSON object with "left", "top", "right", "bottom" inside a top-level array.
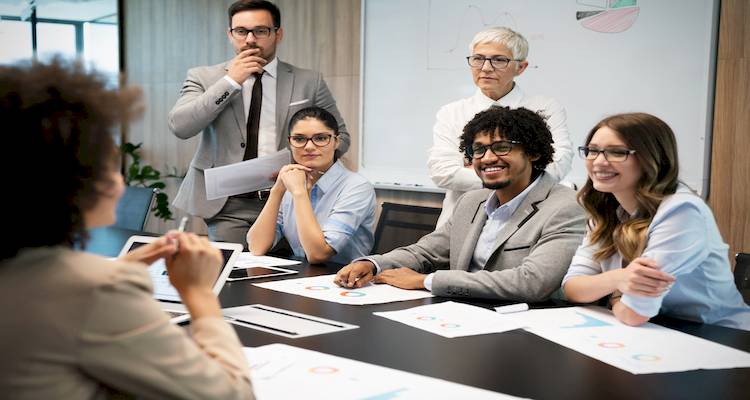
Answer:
[
  {"left": 370, "top": 173, "right": 586, "bottom": 301},
  {"left": 169, "top": 60, "right": 350, "bottom": 219},
  {"left": 0, "top": 247, "right": 253, "bottom": 399}
]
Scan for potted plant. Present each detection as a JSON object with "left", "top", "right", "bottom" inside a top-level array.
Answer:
[{"left": 120, "top": 142, "right": 180, "bottom": 221}]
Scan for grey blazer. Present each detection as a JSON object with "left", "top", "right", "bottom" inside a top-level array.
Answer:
[
  {"left": 370, "top": 173, "right": 586, "bottom": 301},
  {"left": 168, "top": 60, "right": 350, "bottom": 218}
]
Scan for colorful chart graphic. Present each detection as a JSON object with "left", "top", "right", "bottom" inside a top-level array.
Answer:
[
  {"left": 361, "top": 388, "right": 409, "bottom": 400},
  {"left": 305, "top": 285, "right": 330, "bottom": 291},
  {"left": 340, "top": 291, "right": 366, "bottom": 297},
  {"left": 308, "top": 366, "right": 339, "bottom": 374},
  {"left": 576, "top": 0, "right": 640, "bottom": 33},
  {"left": 416, "top": 316, "right": 436, "bottom": 321},
  {"left": 632, "top": 354, "right": 661, "bottom": 362},
  {"left": 561, "top": 312, "right": 611, "bottom": 329},
  {"left": 598, "top": 342, "right": 625, "bottom": 349}
]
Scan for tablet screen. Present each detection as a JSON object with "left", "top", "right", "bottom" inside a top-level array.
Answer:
[{"left": 228, "top": 266, "right": 297, "bottom": 280}]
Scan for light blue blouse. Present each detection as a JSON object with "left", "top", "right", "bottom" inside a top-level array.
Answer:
[
  {"left": 563, "top": 186, "right": 750, "bottom": 330},
  {"left": 275, "top": 160, "right": 376, "bottom": 265}
]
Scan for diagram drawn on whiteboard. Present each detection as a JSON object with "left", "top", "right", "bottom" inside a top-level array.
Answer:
[
  {"left": 576, "top": 0, "right": 640, "bottom": 33},
  {"left": 427, "top": 0, "right": 517, "bottom": 70}
]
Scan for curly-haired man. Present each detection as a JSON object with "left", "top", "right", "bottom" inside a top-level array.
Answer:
[{"left": 336, "top": 106, "right": 586, "bottom": 302}]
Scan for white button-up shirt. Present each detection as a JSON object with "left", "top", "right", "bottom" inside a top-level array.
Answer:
[
  {"left": 223, "top": 57, "right": 278, "bottom": 157},
  {"left": 427, "top": 84, "right": 573, "bottom": 227}
]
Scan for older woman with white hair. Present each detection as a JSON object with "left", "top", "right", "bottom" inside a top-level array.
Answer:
[{"left": 427, "top": 26, "right": 573, "bottom": 227}]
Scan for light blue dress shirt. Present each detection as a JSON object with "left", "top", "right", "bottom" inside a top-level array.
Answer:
[
  {"left": 563, "top": 185, "right": 750, "bottom": 330},
  {"left": 423, "top": 176, "right": 540, "bottom": 290},
  {"left": 274, "top": 160, "right": 376, "bottom": 265}
]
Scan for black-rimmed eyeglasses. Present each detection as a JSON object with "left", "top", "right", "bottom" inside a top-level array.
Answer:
[
  {"left": 468, "top": 140, "right": 521, "bottom": 159},
  {"left": 230, "top": 26, "right": 278, "bottom": 39},
  {"left": 466, "top": 55, "right": 519, "bottom": 70},
  {"left": 289, "top": 134, "right": 335, "bottom": 148},
  {"left": 578, "top": 146, "right": 636, "bottom": 162}
]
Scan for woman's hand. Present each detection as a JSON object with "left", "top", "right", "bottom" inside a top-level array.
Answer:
[
  {"left": 118, "top": 236, "right": 177, "bottom": 265},
  {"left": 613, "top": 257, "right": 675, "bottom": 297},
  {"left": 163, "top": 232, "right": 223, "bottom": 319},
  {"left": 165, "top": 232, "right": 222, "bottom": 297},
  {"left": 277, "top": 164, "right": 312, "bottom": 196}
]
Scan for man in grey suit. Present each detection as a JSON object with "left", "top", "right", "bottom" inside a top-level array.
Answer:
[
  {"left": 169, "top": 0, "right": 349, "bottom": 245},
  {"left": 335, "top": 107, "right": 585, "bottom": 301}
]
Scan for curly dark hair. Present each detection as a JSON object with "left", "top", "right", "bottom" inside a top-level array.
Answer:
[
  {"left": 459, "top": 106, "right": 554, "bottom": 171},
  {"left": 0, "top": 60, "right": 142, "bottom": 261}
]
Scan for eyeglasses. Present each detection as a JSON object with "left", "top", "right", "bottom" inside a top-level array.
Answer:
[
  {"left": 229, "top": 26, "right": 277, "bottom": 39},
  {"left": 289, "top": 134, "right": 335, "bottom": 148},
  {"left": 466, "top": 55, "right": 519, "bottom": 70},
  {"left": 578, "top": 146, "right": 636, "bottom": 162},
  {"left": 468, "top": 140, "right": 521, "bottom": 159}
]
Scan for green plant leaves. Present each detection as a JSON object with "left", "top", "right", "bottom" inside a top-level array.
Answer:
[{"left": 121, "top": 141, "right": 174, "bottom": 222}]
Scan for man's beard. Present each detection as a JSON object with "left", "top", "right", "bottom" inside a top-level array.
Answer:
[{"left": 482, "top": 179, "right": 511, "bottom": 190}]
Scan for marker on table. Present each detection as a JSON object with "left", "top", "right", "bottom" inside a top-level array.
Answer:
[{"left": 494, "top": 303, "right": 529, "bottom": 314}]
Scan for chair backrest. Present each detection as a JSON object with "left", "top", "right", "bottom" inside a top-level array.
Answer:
[
  {"left": 115, "top": 186, "right": 155, "bottom": 231},
  {"left": 372, "top": 202, "right": 442, "bottom": 254},
  {"left": 735, "top": 253, "right": 750, "bottom": 303}
]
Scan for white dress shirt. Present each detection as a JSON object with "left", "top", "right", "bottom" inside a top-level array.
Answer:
[
  {"left": 427, "top": 84, "right": 573, "bottom": 227},
  {"left": 223, "top": 57, "right": 278, "bottom": 157}
]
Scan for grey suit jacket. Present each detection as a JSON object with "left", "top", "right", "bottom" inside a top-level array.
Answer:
[
  {"left": 168, "top": 60, "right": 350, "bottom": 218},
  {"left": 370, "top": 173, "right": 586, "bottom": 301}
]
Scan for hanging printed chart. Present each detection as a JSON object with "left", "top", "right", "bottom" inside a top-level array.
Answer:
[
  {"left": 576, "top": 0, "right": 640, "bottom": 33},
  {"left": 254, "top": 274, "right": 434, "bottom": 305},
  {"left": 502, "top": 306, "right": 750, "bottom": 374},
  {"left": 244, "top": 344, "right": 524, "bottom": 399}
]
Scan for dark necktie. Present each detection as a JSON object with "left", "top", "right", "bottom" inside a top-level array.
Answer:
[{"left": 243, "top": 71, "right": 264, "bottom": 161}]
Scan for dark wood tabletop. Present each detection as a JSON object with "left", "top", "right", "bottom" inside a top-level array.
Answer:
[
  {"left": 221, "top": 261, "right": 750, "bottom": 400},
  {"left": 86, "top": 227, "right": 750, "bottom": 399}
]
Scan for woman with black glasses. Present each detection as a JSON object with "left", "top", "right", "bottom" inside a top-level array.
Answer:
[
  {"left": 247, "top": 107, "right": 376, "bottom": 264},
  {"left": 562, "top": 113, "right": 749, "bottom": 330}
]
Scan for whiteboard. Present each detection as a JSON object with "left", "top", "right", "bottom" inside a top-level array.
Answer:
[{"left": 359, "top": 0, "right": 719, "bottom": 194}]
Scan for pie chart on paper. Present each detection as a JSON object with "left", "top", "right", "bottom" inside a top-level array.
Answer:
[{"left": 576, "top": 0, "right": 640, "bottom": 33}]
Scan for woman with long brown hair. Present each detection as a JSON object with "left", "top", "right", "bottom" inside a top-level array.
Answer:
[{"left": 562, "top": 113, "right": 749, "bottom": 330}]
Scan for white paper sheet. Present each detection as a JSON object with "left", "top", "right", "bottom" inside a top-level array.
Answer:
[
  {"left": 233, "top": 252, "right": 302, "bottom": 269},
  {"left": 253, "top": 274, "right": 434, "bottom": 305},
  {"left": 373, "top": 301, "right": 525, "bottom": 338},
  {"left": 204, "top": 150, "right": 290, "bottom": 200},
  {"left": 503, "top": 306, "right": 750, "bottom": 374},
  {"left": 223, "top": 304, "right": 358, "bottom": 338},
  {"left": 244, "top": 344, "right": 524, "bottom": 399}
]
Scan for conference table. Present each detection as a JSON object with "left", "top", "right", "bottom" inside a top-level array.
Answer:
[{"left": 87, "top": 227, "right": 750, "bottom": 399}]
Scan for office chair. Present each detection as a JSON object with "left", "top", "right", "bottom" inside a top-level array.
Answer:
[
  {"left": 371, "top": 202, "right": 442, "bottom": 254},
  {"left": 114, "top": 186, "right": 156, "bottom": 231},
  {"left": 735, "top": 253, "right": 750, "bottom": 304}
]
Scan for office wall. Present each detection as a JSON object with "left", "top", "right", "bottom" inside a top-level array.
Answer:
[
  {"left": 123, "top": 0, "right": 362, "bottom": 234},
  {"left": 124, "top": 0, "right": 748, "bottom": 264},
  {"left": 708, "top": 0, "right": 750, "bottom": 265}
]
